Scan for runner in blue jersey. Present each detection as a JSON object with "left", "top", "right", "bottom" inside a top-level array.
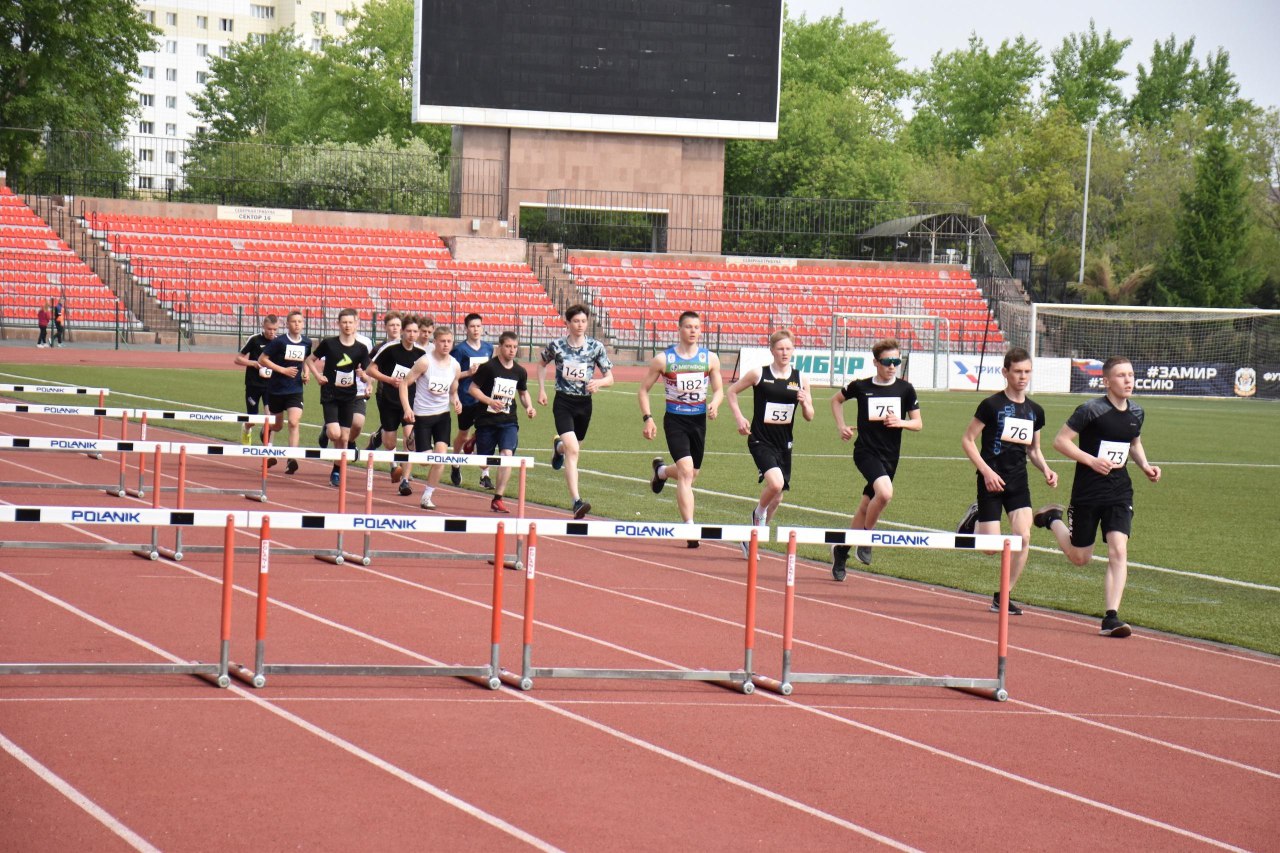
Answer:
[
  {"left": 538, "top": 304, "right": 613, "bottom": 519},
  {"left": 450, "top": 313, "right": 496, "bottom": 488},
  {"left": 638, "top": 311, "right": 724, "bottom": 547}
]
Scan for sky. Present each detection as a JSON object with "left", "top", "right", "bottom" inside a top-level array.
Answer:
[{"left": 786, "top": 0, "right": 1280, "bottom": 110}]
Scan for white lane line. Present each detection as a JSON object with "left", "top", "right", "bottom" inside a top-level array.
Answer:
[{"left": 0, "top": 731, "right": 162, "bottom": 853}]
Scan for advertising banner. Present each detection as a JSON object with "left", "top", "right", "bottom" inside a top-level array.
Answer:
[{"left": 1068, "top": 360, "right": 1280, "bottom": 399}]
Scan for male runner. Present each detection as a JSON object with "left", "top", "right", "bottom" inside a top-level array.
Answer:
[
  {"left": 958, "top": 347, "right": 1058, "bottom": 613},
  {"left": 469, "top": 331, "right": 536, "bottom": 513},
  {"left": 726, "top": 329, "right": 814, "bottom": 557},
  {"left": 828, "top": 338, "right": 922, "bottom": 579},
  {"left": 258, "top": 310, "right": 312, "bottom": 475},
  {"left": 450, "top": 313, "right": 495, "bottom": 489},
  {"left": 364, "top": 312, "right": 404, "bottom": 452},
  {"left": 538, "top": 304, "right": 614, "bottom": 519},
  {"left": 366, "top": 316, "right": 425, "bottom": 496},
  {"left": 400, "top": 326, "right": 462, "bottom": 509},
  {"left": 233, "top": 313, "right": 278, "bottom": 445},
  {"left": 1034, "top": 356, "right": 1162, "bottom": 638},
  {"left": 305, "top": 308, "right": 371, "bottom": 487},
  {"left": 638, "top": 311, "right": 724, "bottom": 547}
]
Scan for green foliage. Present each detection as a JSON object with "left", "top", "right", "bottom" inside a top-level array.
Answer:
[
  {"left": 190, "top": 29, "right": 313, "bottom": 143},
  {"left": 1045, "top": 20, "right": 1131, "bottom": 124},
  {"left": 0, "top": 0, "right": 159, "bottom": 179}
]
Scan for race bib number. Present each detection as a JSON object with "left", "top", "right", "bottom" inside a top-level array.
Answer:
[
  {"left": 469, "top": 356, "right": 488, "bottom": 370},
  {"left": 1000, "top": 416, "right": 1034, "bottom": 445},
  {"left": 562, "top": 361, "right": 590, "bottom": 383},
  {"left": 492, "top": 377, "right": 517, "bottom": 412},
  {"left": 391, "top": 364, "right": 412, "bottom": 381},
  {"left": 764, "top": 402, "right": 795, "bottom": 424},
  {"left": 427, "top": 380, "right": 451, "bottom": 395},
  {"left": 258, "top": 367, "right": 273, "bottom": 379},
  {"left": 335, "top": 370, "right": 354, "bottom": 388},
  {"left": 284, "top": 344, "right": 305, "bottom": 362},
  {"left": 1097, "top": 439, "right": 1130, "bottom": 467},
  {"left": 674, "top": 372, "right": 706, "bottom": 403},
  {"left": 869, "top": 397, "right": 900, "bottom": 422}
]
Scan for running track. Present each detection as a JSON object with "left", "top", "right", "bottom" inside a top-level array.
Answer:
[{"left": 0, "top": 387, "right": 1277, "bottom": 851}]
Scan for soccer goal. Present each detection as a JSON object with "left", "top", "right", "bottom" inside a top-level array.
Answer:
[
  {"left": 999, "top": 304, "right": 1280, "bottom": 398},
  {"left": 828, "top": 312, "right": 951, "bottom": 390}
]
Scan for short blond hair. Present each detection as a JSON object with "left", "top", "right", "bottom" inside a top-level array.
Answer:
[{"left": 768, "top": 329, "right": 794, "bottom": 347}]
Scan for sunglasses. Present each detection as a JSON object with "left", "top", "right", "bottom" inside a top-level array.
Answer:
[{"left": 878, "top": 357, "right": 902, "bottom": 367}]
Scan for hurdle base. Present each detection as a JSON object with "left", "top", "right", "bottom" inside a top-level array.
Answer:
[
  {"left": 780, "top": 672, "right": 1003, "bottom": 697},
  {"left": 498, "top": 668, "right": 533, "bottom": 690},
  {"left": 156, "top": 546, "right": 183, "bottom": 561},
  {"left": 526, "top": 667, "right": 751, "bottom": 688},
  {"left": 131, "top": 547, "right": 161, "bottom": 561},
  {"left": 124, "top": 488, "right": 146, "bottom": 499},
  {"left": 340, "top": 551, "right": 372, "bottom": 567},
  {"left": 314, "top": 554, "right": 346, "bottom": 565},
  {"left": 231, "top": 663, "right": 267, "bottom": 688},
  {"left": 750, "top": 674, "right": 793, "bottom": 696},
  {"left": 0, "top": 662, "right": 226, "bottom": 687},
  {"left": 255, "top": 664, "right": 496, "bottom": 685}
]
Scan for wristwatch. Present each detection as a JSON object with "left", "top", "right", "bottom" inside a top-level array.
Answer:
[{"left": 642, "top": 414, "right": 652, "bottom": 422}]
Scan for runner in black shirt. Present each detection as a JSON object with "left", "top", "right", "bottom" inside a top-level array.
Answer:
[
  {"left": 828, "top": 338, "right": 922, "bottom": 578},
  {"left": 233, "top": 313, "right": 278, "bottom": 445},
  {"left": 305, "top": 308, "right": 371, "bottom": 487},
  {"left": 259, "top": 310, "right": 312, "bottom": 474},
  {"left": 468, "top": 331, "right": 536, "bottom": 513},
  {"left": 958, "top": 348, "right": 1058, "bottom": 614},
  {"left": 1034, "top": 356, "right": 1162, "bottom": 638},
  {"left": 727, "top": 329, "right": 814, "bottom": 557},
  {"left": 366, "top": 317, "right": 426, "bottom": 495}
]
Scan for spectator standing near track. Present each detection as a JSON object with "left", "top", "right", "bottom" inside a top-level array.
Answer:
[
  {"left": 305, "top": 308, "right": 371, "bottom": 487},
  {"left": 1034, "top": 356, "right": 1162, "bottom": 638},
  {"left": 258, "top": 310, "right": 312, "bottom": 475},
  {"left": 233, "top": 313, "right": 279, "bottom": 445},
  {"left": 36, "top": 300, "right": 51, "bottom": 348},
  {"left": 538, "top": 304, "right": 614, "bottom": 519},
  {"left": 468, "top": 330, "right": 536, "bottom": 513},
  {"left": 399, "top": 325, "right": 463, "bottom": 509},
  {"left": 827, "top": 338, "right": 922, "bottom": 580},
  {"left": 727, "top": 329, "right": 814, "bottom": 556},
  {"left": 367, "top": 316, "right": 426, "bottom": 495},
  {"left": 450, "top": 313, "right": 495, "bottom": 489},
  {"left": 51, "top": 299, "right": 65, "bottom": 346},
  {"left": 638, "top": 310, "right": 724, "bottom": 547},
  {"left": 957, "top": 347, "right": 1058, "bottom": 614}
]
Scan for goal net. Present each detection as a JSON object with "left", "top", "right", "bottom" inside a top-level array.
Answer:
[
  {"left": 999, "top": 304, "right": 1280, "bottom": 398},
  {"left": 828, "top": 312, "right": 951, "bottom": 390}
]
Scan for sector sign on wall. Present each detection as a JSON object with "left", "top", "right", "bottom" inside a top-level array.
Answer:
[{"left": 414, "top": 0, "right": 783, "bottom": 139}]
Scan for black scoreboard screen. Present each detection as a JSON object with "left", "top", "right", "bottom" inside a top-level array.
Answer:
[{"left": 413, "top": 0, "right": 782, "bottom": 139}]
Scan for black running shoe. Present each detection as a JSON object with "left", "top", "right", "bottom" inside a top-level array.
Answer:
[
  {"left": 398, "top": 478, "right": 412, "bottom": 497},
  {"left": 831, "top": 545, "right": 850, "bottom": 582},
  {"left": 1034, "top": 504, "right": 1065, "bottom": 530},
  {"left": 318, "top": 431, "right": 329, "bottom": 449},
  {"left": 855, "top": 546, "right": 872, "bottom": 566},
  {"left": 572, "top": 499, "right": 590, "bottom": 519},
  {"left": 957, "top": 501, "right": 979, "bottom": 535},
  {"left": 365, "top": 432, "right": 381, "bottom": 452},
  {"left": 650, "top": 457, "right": 665, "bottom": 494},
  {"left": 285, "top": 459, "right": 299, "bottom": 475},
  {"left": 1100, "top": 612, "right": 1131, "bottom": 638},
  {"left": 267, "top": 457, "right": 278, "bottom": 468},
  {"left": 450, "top": 465, "right": 461, "bottom": 486},
  {"left": 687, "top": 540, "right": 700, "bottom": 549},
  {"left": 989, "top": 592, "right": 1023, "bottom": 616},
  {"left": 479, "top": 474, "right": 494, "bottom": 490},
  {"left": 551, "top": 438, "right": 565, "bottom": 471}
]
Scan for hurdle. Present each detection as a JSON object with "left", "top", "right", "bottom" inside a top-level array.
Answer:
[
  {"left": 0, "top": 506, "right": 242, "bottom": 687},
  {"left": 231, "top": 513, "right": 514, "bottom": 689},
  {"left": 126, "top": 409, "right": 275, "bottom": 500},
  {"left": 750, "top": 527, "right": 1021, "bottom": 702},
  {"left": 498, "top": 520, "right": 767, "bottom": 694},
  {"left": 0, "top": 384, "right": 111, "bottom": 457}
]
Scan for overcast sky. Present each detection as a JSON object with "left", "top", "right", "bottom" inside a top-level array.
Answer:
[{"left": 786, "top": 1, "right": 1279, "bottom": 110}]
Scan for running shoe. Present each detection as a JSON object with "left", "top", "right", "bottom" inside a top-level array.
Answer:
[
  {"left": 650, "top": 457, "right": 665, "bottom": 494},
  {"left": 463, "top": 434, "right": 477, "bottom": 454},
  {"left": 490, "top": 496, "right": 510, "bottom": 514},
  {"left": 240, "top": 430, "right": 252, "bottom": 446},
  {"left": 551, "top": 438, "right": 565, "bottom": 471},
  {"left": 318, "top": 431, "right": 329, "bottom": 449},
  {"left": 479, "top": 474, "right": 494, "bottom": 490},
  {"left": 572, "top": 498, "right": 591, "bottom": 519},
  {"left": 390, "top": 464, "right": 403, "bottom": 483},
  {"left": 329, "top": 470, "right": 341, "bottom": 488},
  {"left": 957, "top": 501, "right": 979, "bottom": 535},
  {"left": 687, "top": 540, "right": 700, "bottom": 549},
  {"left": 989, "top": 592, "right": 1022, "bottom": 616},
  {"left": 1033, "top": 504, "right": 1065, "bottom": 530},
  {"left": 831, "top": 545, "right": 850, "bottom": 582},
  {"left": 420, "top": 493, "right": 436, "bottom": 510},
  {"left": 267, "top": 457, "right": 277, "bottom": 468},
  {"left": 398, "top": 478, "right": 413, "bottom": 497},
  {"left": 285, "top": 459, "right": 298, "bottom": 475},
  {"left": 1100, "top": 612, "right": 1131, "bottom": 638},
  {"left": 854, "top": 546, "right": 872, "bottom": 566},
  {"left": 450, "top": 465, "right": 461, "bottom": 486}
]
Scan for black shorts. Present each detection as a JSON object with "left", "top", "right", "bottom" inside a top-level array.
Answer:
[
  {"left": 1067, "top": 503, "right": 1134, "bottom": 548},
  {"left": 854, "top": 448, "right": 898, "bottom": 498},
  {"left": 377, "top": 396, "right": 406, "bottom": 434},
  {"left": 267, "top": 393, "right": 304, "bottom": 414},
  {"left": 353, "top": 397, "right": 368, "bottom": 417},
  {"left": 413, "top": 412, "right": 452, "bottom": 449},
  {"left": 748, "top": 439, "right": 791, "bottom": 491},
  {"left": 321, "top": 397, "right": 357, "bottom": 429},
  {"left": 663, "top": 412, "right": 707, "bottom": 469},
  {"left": 457, "top": 404, "right": 481, "bottom": 431},
  {"left": 245, "top": 386, "right": 268, "bottom": 415},
  {"left": 552, "top": 393, "right": 593, "bottom": 441},
  {"left": 976, "top": 473, "right": 1033, "bottom": 522}
]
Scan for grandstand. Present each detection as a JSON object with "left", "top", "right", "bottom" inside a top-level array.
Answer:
[{"left": 0, "top": 185, "right": 138, "bottom": 333}]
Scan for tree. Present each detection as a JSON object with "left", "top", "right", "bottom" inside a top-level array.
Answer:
[
  {"left": 907, "top": 34, "right": 1044, "bottom": 154},
  {"left": 1126, "top": 35, "right": 1198, "bottom": 129},
  {"left": 189, "top": 29, "right": 313, "bottom": 143},
  {"left": 1070, "top": 256, "right": 1154, "bottom": 304},
  {"left": 0, "top": 0, "right": 159, "bottom": 180},
  {"left": 1158, "top": 127, "right": 1255, "bottom": 306},
  {"left": 1046, "top": 20, "right": 1131, "bottom": 124}
]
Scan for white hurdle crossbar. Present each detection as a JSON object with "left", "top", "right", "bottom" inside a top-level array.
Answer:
[{"left": 754, "top": 527, "right": 1023, "bottom": 701}]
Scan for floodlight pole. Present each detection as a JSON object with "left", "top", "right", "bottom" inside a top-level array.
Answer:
[{"left": 1077, "top": 120, "right": 1096, "bottom": 286}]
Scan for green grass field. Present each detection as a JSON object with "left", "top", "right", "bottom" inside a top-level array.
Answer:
[{"left": 4, "top": 360, "right": 1279, "bottom": 655}]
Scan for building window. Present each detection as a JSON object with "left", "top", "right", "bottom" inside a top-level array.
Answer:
[
  {"left": 165, "top": 151, "right": 178, "bottom": 164},
  {"left": 165, "top": 178, "right": 176, "bottom": 192},
  {"left": 312, "top": 11, "right": 325, "bottom": 26},
  {"left": 196, "top": 125, "right": 208, "bottom": 136},
  {"left": 139, "top": 94, "right": 154, "bottom": 107},
  {"left": 196, "top": 71, "right": 209, "bottom": 84},
  {"left": 196, "top": 43, "right": 207, "bottom": 57},
  {"left": 165, "top": 68, "right": 177, "bottom": 81},
  {"left": 141, "top": 65, "right": 155, "bottom": 79},
  {"left": 165, "top": 12, "right": 177, "bottom": 26},
  {"left": 218, "top": 45, "right": 230, "bottom": 58},
  {"left": 143, "top": 10, "right": 155, "bottom": 23},
  {"left": 335, "top": 12, "right": 347, "bottom": 26},
  {"left": 165, "top": 123, "right": 177, "bottom": 136},
  {"left": 197, "top": 15, "right": 207, "bottom": 28},
  {"left": 250, "top": 33, "right": 267, "bottom": 45},
  {"left": 165, "top": 96, "right": 176, "bottom": 109},
  {"left": 165, "top": 40, "right": 177, "bottom": 54},
  {"left": 219, "top": 17, "right": 233, "bottom": 32},
  {"left": 250, "top": 5, "right": 275, "bottom": 19},
  {"left": 138, "top": 177, "right": 153, "bottom": 189},
  {"left": 138, "top": 149, "right": 154, "bottom": 162},
  {"left": 138, "top": 121, "right": 154, "bottom": 134}
]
